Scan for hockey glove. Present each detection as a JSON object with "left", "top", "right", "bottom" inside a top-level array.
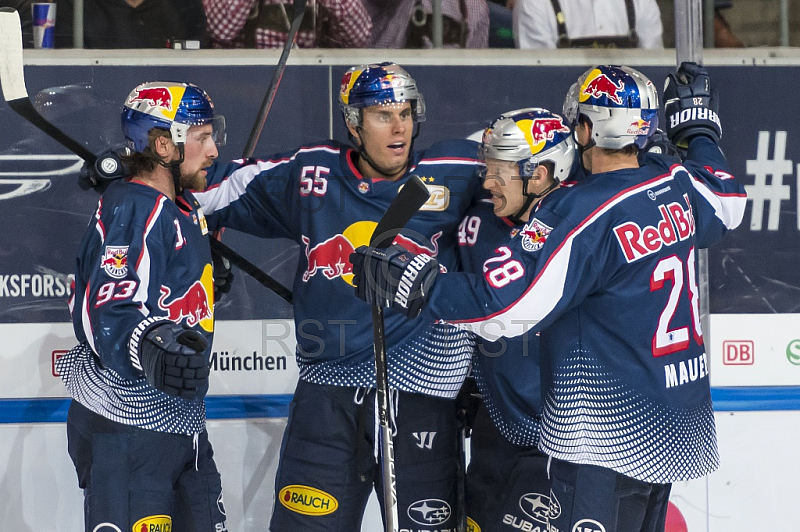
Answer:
[
  {"left": 137, "top": 322, "right": 210, "bottom": 400},
  {"left": 350, "top": 244, "right": 439, "bottom": 319},
  {"left": 664, "top": 62, "right": 722, "bottom": 148},
  {"left": 212, "top": 248, "right": 234, "bottom": 304},
  {"left": 639, "top": 128, "right": 682, "bottom": 165},
  {"left": 78, "top": 145, "right": 129, "bottom": 193}
]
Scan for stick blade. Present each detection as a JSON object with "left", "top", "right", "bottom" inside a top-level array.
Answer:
[
  {"left": 0, "top": 9, "right": 29, "bottom": 102},
  {"left": 370, "top": 175, "right": 431, "bottom": 248}
]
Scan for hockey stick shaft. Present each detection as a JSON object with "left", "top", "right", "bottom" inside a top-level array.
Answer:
[
  {"left": 209, "top": 238, "right": 292, "bottom": 304},
  {"left": 0, "top": 9, "right": 96, "bottom": 163},
  {"left": 242, "top": 0, "right": 307, "bottom": 159},
  {"left": 369, "top": 175, "right": 431, "bottom": 532}
]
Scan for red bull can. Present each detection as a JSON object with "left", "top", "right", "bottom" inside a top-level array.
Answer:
[{"left": 32, "top": 3, "right": 56, "bottom": 49}]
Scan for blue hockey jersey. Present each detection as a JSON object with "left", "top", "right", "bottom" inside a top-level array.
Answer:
[
  {"left": 57, "top": 179, "right": 215, "bottom": 434},
  {"left": 457, "top": 199, "right": 542, "bottom": 447},
  {"left": 428, "top": 137, "right": 747, "bottom": 483},
  {"left": 196, "top": 139, "right": 482, "bottom": 397}
]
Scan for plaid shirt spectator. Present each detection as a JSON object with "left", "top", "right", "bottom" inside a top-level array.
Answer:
[
  {"left": 363, "top": 0, "right": 488, "bottom": 48},
  {"left": 204, "top": 0, "right": 371, "bottom": 48}
]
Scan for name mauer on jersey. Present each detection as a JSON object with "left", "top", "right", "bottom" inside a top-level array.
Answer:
[{"left": 613, "top": 193, "right": 696, "bottom": 263}]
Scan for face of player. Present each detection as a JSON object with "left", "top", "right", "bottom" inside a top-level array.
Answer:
[
  {"left": 179, "top": 123, "right": 218, "bottom": 191},
  {"left": 349, "top": 102, "right": 413, "bottom": 181},
  {"left": 483, "top": 158, "right": 526, "bottom": 218},
  {"left": 483, "top": 158, "right": 553, "bottom": 221}
]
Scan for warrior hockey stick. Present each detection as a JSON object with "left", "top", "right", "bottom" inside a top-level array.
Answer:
[
  {"left": 0, "top": 8, "right": 96, "bottom": 164},
  {"left": 209, "top": 0, "right": 308, "bottom": 300},
  {"left": 369, "top": 175, "right": 431, "bottom": 532}
]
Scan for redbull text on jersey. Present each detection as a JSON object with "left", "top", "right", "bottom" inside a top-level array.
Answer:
[{"left": 613, "top": 196, "right": 695, "bottom": 263}]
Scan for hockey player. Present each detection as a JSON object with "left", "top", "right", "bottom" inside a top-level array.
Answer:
[
  {"left": 459, "top": 108, "right": 576, "bottom": 532},
  {"left": 351, "top": 63, "right": 747, "bottom": 532},
  {"left": 56, "top": 82, "right": 228, "bottom": 532},
  {"left": 194, "top": 62, "right": 483, "bottom": 530}
]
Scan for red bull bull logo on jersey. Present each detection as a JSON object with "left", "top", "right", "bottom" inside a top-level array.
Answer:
[
  {"left": 301, "top": 234, "right": 356, "bottom": 282},
  {"left": 301, "top": 226, "right": 445, "bottom": 284},
  {"left": 157, "top": 264, "right": 215, "bottom": 332},
  {"left": 581, "top": 71, "right": 625, "bottom": 105},
  {"left": 101, "top": 246, "right": 129, "bottom": 279}
]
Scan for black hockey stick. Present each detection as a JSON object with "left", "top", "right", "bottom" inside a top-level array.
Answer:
[
  {"left": 209, "top": 0, "right": 308, "bottom": 300},
  {"left": 0, "top": 8, "right": 96, "bottom": 164},
  {"left": 242, "top": 0, "right": 307, "bottom": 159},
  {"left": 369, "top": 175, "right": 431, "bottom": 532}
]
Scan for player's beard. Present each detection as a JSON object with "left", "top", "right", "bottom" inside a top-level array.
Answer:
[{"left": 181, "top": 160, "right": 213, "bottom": 191}]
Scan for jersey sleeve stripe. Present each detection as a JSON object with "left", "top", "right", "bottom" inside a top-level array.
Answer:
[
  {"left": 81, "top": 280, "right": 97, "bottom": 355},
  {"left": 132, "top": 196, "right": 166, "bottom": 316},
  {"left": 683, "top": 165, "right": 747, "bottom": 229}
]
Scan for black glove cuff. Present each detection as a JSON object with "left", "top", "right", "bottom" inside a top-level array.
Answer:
[{"left": 128, "top": 316, "right": 171, "bottom": 372}]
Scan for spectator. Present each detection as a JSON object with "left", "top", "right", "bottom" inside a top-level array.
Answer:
[
  {"left": 487, "top": 0, "right": 514, "bottom": 47},
  {"left": 513, "top": 0, "right": 663, "bottom": 49},
  {"left": 363, "top": 0, "right": 489, "bottom": 48},
  {"left": 203, "top": 0, "right": 371, "bottom": 48},
  {"left": 714, "top": 0, "right": 744, "bottom": 48},
  {"left": 37, "top": 0, "right": 208, "bottom": 48}
]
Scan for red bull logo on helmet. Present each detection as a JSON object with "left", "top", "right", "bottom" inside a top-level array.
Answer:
[
  {"left": 627, "top": 118, "right": 651, "bottom": 136},
  {"left": 129, "top": 87, "right": 174, "bottom": 111},
  {"left": 157, "top": 264, "right": 214, "bottom": 331},
  {"left": 529, "top": 117, "right": 570, "bottom": 144},
  {"left": 101, "top": 246, "right": 129, "bottom": 279},
  {"left": 581, "top": 70, "right": 625, "bottom": 105}
]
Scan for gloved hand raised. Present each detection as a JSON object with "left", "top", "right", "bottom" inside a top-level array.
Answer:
[
  {"left": 350, "top": 244, "right": 439, "bottom": 319},
  {"left": 78, "top": 145, "right": 129, "bottom": 193},
  {"left": 664, "top": 62, "right": 722, "bottom": 147},
  {"left": 133, "top": 322, "right": 210, "bottom": 400}
]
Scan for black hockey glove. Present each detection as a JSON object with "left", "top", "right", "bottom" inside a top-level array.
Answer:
[
  {"left": 78, "top": 145, "right": 129, "bottom": 193},
  {"left": 137, "top": 322, "right": 210, "bottom": 400},
  {"left": 639, "top": 128, "right": 682, "bottom": 165},
  {"left": 212, "top": 247, "right": 234, "bottom": 303},
  {"left": 664, "top": 62, "right": 722, "bottom": 148},
  {"left": 350, "top": 244, "right": 439, "bottom": 319}
]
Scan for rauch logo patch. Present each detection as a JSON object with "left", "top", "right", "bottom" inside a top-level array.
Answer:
[
  {"left": 278, "top": 485, "right": 338, "bottom": 516},
  {"left": 131, "top": 514, "right": 171, "bottom": 532}
]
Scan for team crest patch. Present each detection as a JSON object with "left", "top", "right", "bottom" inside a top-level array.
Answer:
[
  {"left": 132, "top": 514, "right": 171, "bottom": 532},
  {"left": 520, "top": 218, "right": 552, "bottom": 252},
  {"left": 101, "top": 246, "right": 129, "bottom": 278}
]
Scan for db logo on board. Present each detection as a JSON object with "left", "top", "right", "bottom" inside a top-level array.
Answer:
[{"left": 722, "top": 340, "right": 754, "bottom": 365}]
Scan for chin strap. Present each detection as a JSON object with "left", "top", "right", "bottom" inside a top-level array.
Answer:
[
  {"left": 508, "top": 174, "right": 560, "bottom": 225},
  {"left": 157, "top": 144, "right": 185, "bottom": 197}
]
